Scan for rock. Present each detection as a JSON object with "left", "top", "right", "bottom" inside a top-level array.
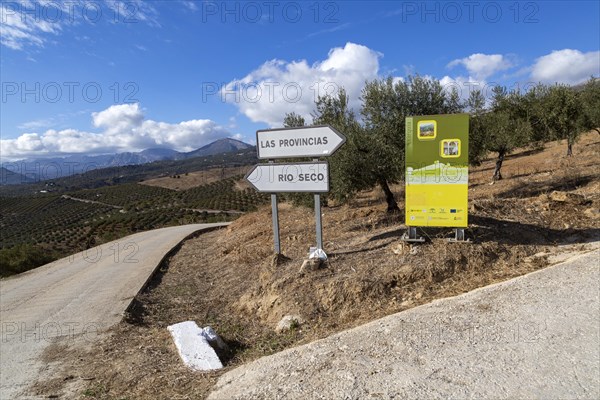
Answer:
[
  {"left": 549, "top": 191, "right": 588, "bottom": 205},
  {"left": 549, "top": 191, "right": 568, "bottom": 202},
  {"left": 299, "top": 258, "right": 322, "bottom": 273},
  {"left": 584, "top": 208, "right": 600, "bottom": 219},
  {"left": 276, "top": 315, "right": 304, "bottom": 333},
  {"left": 392, "top": 242, "right": 409, "bottom": 255}
]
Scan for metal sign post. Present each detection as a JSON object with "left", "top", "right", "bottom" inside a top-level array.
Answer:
[
  {"left": 313, "top": 159, "right": 323, "bottom": 251},
  {"left": 271, "top": 193, "right": 280, "bottom": 254},
  {"left": 268, "top": 160, "right": 281, "bottom": 254},
  {"left": 314, "top": 193, "right": 323, "bottom": 250},
  {"left": 247, "top": 125, "right": 346, "bottom": 258}
]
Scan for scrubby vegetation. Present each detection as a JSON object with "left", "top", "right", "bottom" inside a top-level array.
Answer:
[{"left": 0, "top": 244, "right": 58, "bottom": 277}]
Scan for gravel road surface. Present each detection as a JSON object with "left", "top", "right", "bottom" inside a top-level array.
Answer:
[
  {"left": 209, "top": 248, "right": 600, "bottom": 400},
  {"left": 0, "top": 223, "right": 228, "bottom": 399}
]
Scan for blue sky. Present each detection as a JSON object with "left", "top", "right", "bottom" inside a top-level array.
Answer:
[{"left": 1, "top": 0, "right": 599, "bottom": 160}]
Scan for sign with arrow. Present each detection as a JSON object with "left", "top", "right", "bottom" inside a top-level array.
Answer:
[
  {"left": 256, "top": 125, "right": 346, "bottom": 159},
  {"left": 247, "top": 124, "right": 346, "bottom": 256},
  {"left": 245, "top": 162, "right": 329, "bottom": 193}
]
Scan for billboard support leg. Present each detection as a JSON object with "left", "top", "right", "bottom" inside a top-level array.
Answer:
[
  {"left": 448, "top": 228, "right": 471, "bottom": 243},
  {"left": 401, "top": 226, "right": 425, "bottom": 242}
]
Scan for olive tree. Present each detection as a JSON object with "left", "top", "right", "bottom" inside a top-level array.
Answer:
[
  {"left": 485, "top": 86, "right": 532, "bottom": 180},
  {"left": 483, "top": 110, "right": 532, "bottom": 180},
  {"left": 578, "top": 77, "right": 600, "bottom": 135},
  {"left": 466, "top": 89, "right": 487, "bottom": 166},
  {"left": 283, "top": 112, "right": 306, "bottom": 128},
  {"left": 541, "top": 84, "right": 584, "bottom": 156},
  {"left": 310, "top": 88, "right": 374, "bottom": 204},
  {"left": 359, "top": 75, "right": 465, "bottom": 211}
]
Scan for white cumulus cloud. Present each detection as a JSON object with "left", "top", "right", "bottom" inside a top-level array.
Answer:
[
  {"left": 92, "top": 103, "right": 145, "bottom": 134},
  {"left": 222, "top": 42, "right": 382, "bottom": 127},
  {"left": 530, "top": 49, "right": 600, "bottom": 85},
  {"left": 0, "top": 103, "right": 234, "bottom": 160},
  {"left": 447, "top": 53, "right": 514, "bottom": 80},
  {"left": 439, "top": 75, "right": 488, "bottom": 98}
]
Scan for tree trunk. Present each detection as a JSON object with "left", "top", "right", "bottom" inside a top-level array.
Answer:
[
  {"left": 379, "top": 178, "right": 399, "bottom": 213},
  {"left": 492, "top": 151, "right": 505, "bottom": 181},
  {"left": 567, "top": 142, "right": 573, "bottom": 156}
]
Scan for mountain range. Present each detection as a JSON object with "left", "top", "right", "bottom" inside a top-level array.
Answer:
[{"left": 0, "top": 138, "right": 253, "bottom": 185}]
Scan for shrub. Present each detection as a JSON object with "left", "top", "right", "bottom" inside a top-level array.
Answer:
[{"left": 0, "top": 244, "right": 57, "bottom": 277}]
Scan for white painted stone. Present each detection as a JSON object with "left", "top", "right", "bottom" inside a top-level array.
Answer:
[{"left": 167, "top": 321, "right": 223, "bottom": 371}]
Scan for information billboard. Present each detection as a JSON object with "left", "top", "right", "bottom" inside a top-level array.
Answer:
[{"left": 405, "top": 114, "right": 469, "bottom": 228}]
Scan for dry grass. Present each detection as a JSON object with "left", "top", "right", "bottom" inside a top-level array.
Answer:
[{"left": 33, "top": 133, "right": 600, "bottom": 399}]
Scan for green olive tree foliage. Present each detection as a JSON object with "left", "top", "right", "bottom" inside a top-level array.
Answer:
[
  {"left": 541, "top": 84, "right": 586, "bottom": 156},
  {"left": 468, "top": 84, "right": 552, "bottom": 173},
  {"left": 0, "top": 244, "right": 57, "bottom": 277},
  {"left": 466, "top": 89, "right": 487, "bottom": 166},
  {"left": 309, "top": 88, "right": 374, "bottom": 204},
  {"left": 357, "top": 78, "right": 406, "bottom": 212},
  {"left": 281, "top": 111, "right": 313, "bottom": 207},
  {"left": 484, "top": 110, "right": 532, "bottom": 181},
  {"left": 283, "top": 112, "right": 306, "bottom": 128},
  {"left": 482, "top": 86, "right": 533, "bottom": 180},
  {"left": 578, "top": 77, "right": 600, "bottom": 135},
  {"left": 521, "top": 83, "right": 552, "bottom": 144}
]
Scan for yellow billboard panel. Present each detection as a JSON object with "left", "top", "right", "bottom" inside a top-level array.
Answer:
[{"left": 405, "top": 114, "right": 469, "bottom": 228}]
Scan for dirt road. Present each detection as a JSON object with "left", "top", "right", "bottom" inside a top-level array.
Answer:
[
  {"left": 209, "top": 248, "right": 600, "bottom": 400},
  {"left": 61, "top": 194, "right": 123, "bottom": 209},
  {"left": 0, "top": 223, "right": 228, "bottom": 399}
]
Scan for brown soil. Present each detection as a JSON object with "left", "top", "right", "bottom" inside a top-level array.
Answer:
[
  {"left": 32, "top": 133, "right": 600, "bottom": 399},
  {"left": 140, "top": 166, "right": 251, "bottom": 191}
]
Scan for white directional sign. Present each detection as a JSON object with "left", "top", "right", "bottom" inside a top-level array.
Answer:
[
  {"left": 256, "top": 125, "right": 346, "bottom": 159},
  {"left": 245, "top": 162, "right": 329, "bottom": 193}
]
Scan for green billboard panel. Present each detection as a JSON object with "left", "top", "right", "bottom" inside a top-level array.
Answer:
[{"left": 405, "top": 114, "right": 469, "bottom": 227}]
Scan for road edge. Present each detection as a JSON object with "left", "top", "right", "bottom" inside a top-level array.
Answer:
[{"left": 124, "top": 223, "right": 230, "bottom": 317}]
